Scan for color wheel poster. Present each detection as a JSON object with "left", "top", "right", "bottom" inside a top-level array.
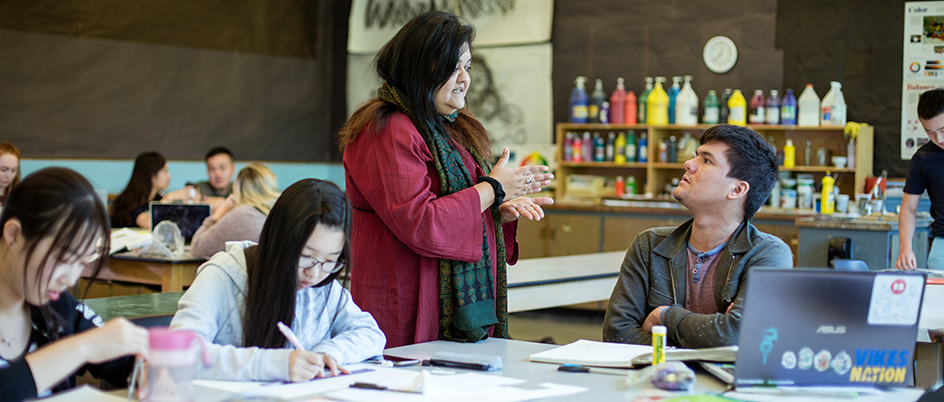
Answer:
[{"left": 903, "top": 2, "right": 944, "bottom": 159}]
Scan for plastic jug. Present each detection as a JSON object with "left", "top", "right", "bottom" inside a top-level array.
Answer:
[
  {"left": 589, "top": 79, "right": 606, "bottom": 123},
  {"left": 727, "top": 89, "right": 747, "bottom": 126},
  {"left": 783, "top": 139, "right": 796, "bottom": 168},
  {"left": 821, "top": 173, "right": 835, "bottom": 215},
  {"left": 625, "top": 90, "right": 637, "bottom": 125},
  {"left": 615, "top": 132, "right": 626, "bottom": 164},
  {"left": 569, "top": 76, "right": 588, "bottom": 123},
  {"left": 675, "top": 75, "right": 699, "bottom": 126},
  {"left": 765, "top": 90, "right": 780, "bottom": 125},
  {"left": 749, "top": 90, "right": 766, "bottom": 124},
  {"left": 668, "top": 76, "right": 682, "bottom": 124},
  {"left": 638, "top": 132, "right": 648, "bottom": 162},
  {"left": 647, "top": 77, "right": 670, "bottom": 126},
  {"left": 638, "top": 77, "right": 653, "bottom": 124},
  {"left": 625, "top": 130, "right": 637, "bottom": 163},
  {"left": 780, "top": 89, "right": 797, "bottom": 125},
  {"left": 609, "top": 78, "right": 627, "bottom": 124},
  {"left": 820, "top": 81, "right": 847, "bottom": 127},
  {"left": 140, "top": 328, "right": 212, "bottom": 402},
  {"left": 797, "top": 84, "right": 820, "bottom": 127},
  {"left": 703, "top": 90, "right": 720, "bottom": 124}
]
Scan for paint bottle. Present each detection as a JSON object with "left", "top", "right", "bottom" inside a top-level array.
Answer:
[
  {"left": 605, "top": 132, "right": 616, "bottom": 162},
  {"left": 675, "top": 75, "right": 699, "bottom": 126},
  {"left": 626, "top": 130, "right": 637, "bottom": 163},
  {"left": 797, "top": 84, "right": 821, "bottom": 127},
  {"left": 599, "top": 101, "right": 610, "bottom": 124},
  {"left": 780, "top": 89, "right": 797, "bottom": 125},
  {"left": 667, "top": 76, "right": 682, "bottom": 124},
  {"left": 610, "top": 78, "right": 627, "bottom": 124},
  {"left": 703, "top": 90, "right": 720, "bottom": 124},
  {"left": 639, "top": 77, "right": 653, "bottom": 124},
  {"left": 647, "top": 77, "right": 670, "bottom": 126},
  {"left": 765, "top": 90, "right": 781, "bottom": 125},
  {"left": 658, "top": 140, "right": 668, "bottom": 163},
  {"left": 625, "top": 90, "right": 638, "bottom": 125},
  {"left": 727, "top": 89, "right": 747, "bottom": 126},
  {"left": 680, "top": 132, "right": 696, "bottom": 161},
  {"left": 569, "top": 76, "right": 589, "bottom": 123},
  {"left": 572, "top": 133, "right": 583, "bottom": 162},
  {"left": 593, "top": 132, "right": 605, "bottom": 162},
  {"left": 627, "top": 175, "right": 637, "bottom": 195},
  {"left": 589, "top": 79, "right": 606, "bottom": 123},
  {"left": 749, "top": 89, "right": 766, "bottom": 125},
  {"left": 615, "top": 132, "right": 627, "bottom": 164},
  {"left": 668, "top": 135, "right": 678, "bottom": 163},
  {"left": 783, "top": 139, "right": 796, "bottom": 168},
  {"left": 821, "top": 173, "right": 835, "bottom": 215},
  {"left": 638, "top": 132, "right": 648, "bottom": 163},
  {"left": 563, "top": 132, "right": 574, "bottom": 162},
  {"left": 616, "top": 176, "right": 626, "bottom": 198},
  {"left": 582, "top": 132, "right": 593, "bottom": 163},
  {"left": 719, "top": 88, "right": 733, "bottom": 124}
]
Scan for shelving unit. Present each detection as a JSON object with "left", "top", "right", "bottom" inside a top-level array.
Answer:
[{"left": 554, "top": 123, "right": 874, "bottom": 203}]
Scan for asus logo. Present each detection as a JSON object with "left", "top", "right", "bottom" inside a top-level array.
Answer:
[{"left": 816, "top": 325, "right": 846, "bottom": 334}]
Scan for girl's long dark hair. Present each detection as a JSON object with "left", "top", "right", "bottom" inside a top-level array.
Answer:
[
  {"left": 0, "top": 167, "right": 111, "bottom": 341},
  {"left": 110, "top": 152, "right": 166, "bottom": 228},
  {"left": 242, "top": 179, "right": 352, "bottom": 349},
  {"left": 337, "top": 11, "right": 491, "bottom": 160}
]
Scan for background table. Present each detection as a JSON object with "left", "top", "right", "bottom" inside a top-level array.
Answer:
[
  {"left": 507, "top": 251, "right": 623, "bottom": 312},
  {"left": 84, "top": 251, "right": 204, "bottom": 293}
]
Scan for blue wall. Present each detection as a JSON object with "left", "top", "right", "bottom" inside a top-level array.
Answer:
[{"left": 21, "top": 159, "right": 346, "bottom": 194}]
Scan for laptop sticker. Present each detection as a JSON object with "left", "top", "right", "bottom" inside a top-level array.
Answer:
[
  {"left": 831, "top": 350, "right": 852, "bottom": 375},
  {"left": 814, "top": 350, "right": 831, "bottom": 372},
  {"left": 760, "top": 328, "right": 778, "bottom": 364},
  {"left": 797, "top": 347, "right": 813, "bottom": 370},
  {"left": 781, "top": 351, "right": 797, "bottom": 369},
  {"left": 868, "top": 274, "right": 923, "bottom": 326}
]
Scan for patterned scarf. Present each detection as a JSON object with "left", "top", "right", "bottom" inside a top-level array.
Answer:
[{"left": 378, "top": 83, "right": 507, "bottom": 342}]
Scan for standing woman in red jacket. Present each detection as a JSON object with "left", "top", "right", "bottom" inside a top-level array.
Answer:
[{"left": 338, "top": 11, "right": 554, "bottom": 348}]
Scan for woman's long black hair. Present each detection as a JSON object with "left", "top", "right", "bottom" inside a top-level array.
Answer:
[
  {"left": 242, "top": 179, "right": 352, "bottom": 349},
  {"left": 0, "top": 167, "right": 111, "bottom": 341},
  {"left": 110, "top": 151, "right": 166, "bottom": 228}
]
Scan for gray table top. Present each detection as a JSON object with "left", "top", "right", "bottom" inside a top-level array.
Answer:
[{"left": 82, "top": 291, "right": 184, "bottom": 322}]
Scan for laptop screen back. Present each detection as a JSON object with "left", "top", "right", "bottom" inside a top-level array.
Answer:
[
  {"left": 149, "top": 203, "right": 211, "bottom": 244},
  {"left": 735, "top": 268, "right": 925, "bottom": 387}
]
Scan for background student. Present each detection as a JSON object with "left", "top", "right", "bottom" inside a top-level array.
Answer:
[
  {"left": 167, "top": 146, "right": 236, "bottom": 210},
  {"left": 0, "top": 142, "right": 21, "bottom": 207},
  {"left": 0, "top": 167, "right": 149, "bottom": 402},
  {"left": 898, "top": 88, "right": 944, "bottom": 270},
  {"left": 110, "top": 152, "right": 171, "bottom": 229},
  {"left": 170, "top": 179, "right": 385, "bottom": 382},
  {"left": 191, "top": 163, "right": 280, "bottom": 259}
]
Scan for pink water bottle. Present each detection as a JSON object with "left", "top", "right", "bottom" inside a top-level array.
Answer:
[{"left": 142, "top": 328, "right": 212, "bottom": 402}]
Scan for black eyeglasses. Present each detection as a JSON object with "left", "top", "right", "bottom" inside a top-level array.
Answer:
[{"left": 298, "top": 257, "right": 345, "bottom": 273}]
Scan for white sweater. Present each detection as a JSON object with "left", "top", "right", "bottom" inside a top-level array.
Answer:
[{"left": 169, "top": 241, "right": 386, "bottom": 381}]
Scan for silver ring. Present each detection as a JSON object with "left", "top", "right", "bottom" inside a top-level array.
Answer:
[{"left": 526, "top": 175, "right": 533, "bottom": 185}]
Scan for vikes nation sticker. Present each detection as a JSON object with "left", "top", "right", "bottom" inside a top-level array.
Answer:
[{"left": 867, "top": 274, "right": 923, "bottom": 326}]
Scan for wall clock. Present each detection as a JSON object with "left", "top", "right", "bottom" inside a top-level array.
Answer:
[{"left": 703, "top": 36, "right": 738, "bottom": 74}]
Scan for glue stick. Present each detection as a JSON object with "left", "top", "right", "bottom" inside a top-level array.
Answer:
[{"left": 652, "top": 325, "right": 667, "bottom": 365}]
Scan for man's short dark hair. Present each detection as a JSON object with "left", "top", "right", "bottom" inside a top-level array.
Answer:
[
  {"left": 205, "top": 146, "right": 234, "bottom": 162},
  {"left": 700, "top": 125, "right": 778, "bottom": 221},
  {"left": 918, "top": 88, "right": 944, "bottom": 120}
]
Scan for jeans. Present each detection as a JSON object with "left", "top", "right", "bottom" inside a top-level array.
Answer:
[{"left": 928, "top": 237, "right": 944, "bottom": 270}]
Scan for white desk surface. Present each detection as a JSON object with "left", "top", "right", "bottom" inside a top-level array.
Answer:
[{"left": 506, "top": 251, "right": 624, "bottom": 313}]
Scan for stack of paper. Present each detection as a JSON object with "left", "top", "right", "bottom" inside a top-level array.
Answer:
[
  {"left": 110, "top": 228, "right": 152, "bottom": 254},
  {"left": 528, "top": 339, "right": 652, "bottom": 368}
]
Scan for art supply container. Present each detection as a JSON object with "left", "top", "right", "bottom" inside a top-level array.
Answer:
[{"left": 142, "top": 328, "right": 212, "bottom": 402}]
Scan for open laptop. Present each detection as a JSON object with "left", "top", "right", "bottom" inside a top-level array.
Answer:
[
  {"left": 149, "top": 202, "right": 211, "bottom": 244},
  {"left": 715, "top": 268, "right": 926, "bottom": 388}
]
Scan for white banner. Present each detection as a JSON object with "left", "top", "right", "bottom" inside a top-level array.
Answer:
[
  {"left": 902, "top": 2, "right": 944, "bottom": 159},
  {"left": 348, "top": 0, "right": 553, "bottom": 54}
]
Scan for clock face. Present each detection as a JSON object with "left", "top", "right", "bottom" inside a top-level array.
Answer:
[{"left": 703, "top": 36, "right": 738, "bottom": 74}]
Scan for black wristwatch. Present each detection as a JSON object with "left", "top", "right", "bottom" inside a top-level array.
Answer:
[{"left": 477, "top": 176, "right": 504, "bottom": 210}]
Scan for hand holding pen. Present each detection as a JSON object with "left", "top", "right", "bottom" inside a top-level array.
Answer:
[{"left": 278, "top": 321, "right": 349, "bottom": 382}]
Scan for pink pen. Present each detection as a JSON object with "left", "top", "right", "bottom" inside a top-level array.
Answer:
[{"left": 277, "top": 322, "right": 305, "bottom": 351}]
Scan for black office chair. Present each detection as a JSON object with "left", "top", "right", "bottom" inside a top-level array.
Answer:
[{"left": 832, "top": 259, "right": 870, "bottom": 271}]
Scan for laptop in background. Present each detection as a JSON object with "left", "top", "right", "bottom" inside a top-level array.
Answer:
[
  {"left": 149, "top": 202, "right": 211, "bottom": 244},
  {"left": 731, "top": 268, "right": 925, "bottom": 388}
]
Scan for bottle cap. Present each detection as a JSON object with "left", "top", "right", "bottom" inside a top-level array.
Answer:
[{"left": 653, "top": 325, "right": 667, "bottom": 335}]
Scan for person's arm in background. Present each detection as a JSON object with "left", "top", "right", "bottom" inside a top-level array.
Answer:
[
  {"left": 134, "top": 211, "right": 150, "bottom": 230},
  {"left": 896, "top": 193, "right": 921, "bottom": 270}
]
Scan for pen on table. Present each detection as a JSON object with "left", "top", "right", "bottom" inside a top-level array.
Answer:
[
  {"left": 557, "top": 364, "right": 630, "bottom": 376},
  {"left": 277, "top": 321, "right": 326, "bottom": 377}
]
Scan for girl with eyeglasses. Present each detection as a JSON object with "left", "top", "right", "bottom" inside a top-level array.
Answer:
[{"left": 169, "top": 179, "right": 385, "bottom": 382}]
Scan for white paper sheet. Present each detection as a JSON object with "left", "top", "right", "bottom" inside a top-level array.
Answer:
[
  {"left": 528, "top": 339, "right": 652, "bottom": 368},
  {"left": 27, "top": 385, "right": 126, "bottom": 402},
  {"left": 110, "top": 228, "right": 152, "bottom": 254},
  {"left": 326, "top": 374, "right": 585, "bottom": 402}
]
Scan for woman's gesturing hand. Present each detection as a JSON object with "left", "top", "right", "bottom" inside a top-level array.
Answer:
[
  {"left": 489, "top": 148, "right": 554, "bottom": 199},
  {"left": 499, "top": 196, "right": 554, "bottom": 223}
]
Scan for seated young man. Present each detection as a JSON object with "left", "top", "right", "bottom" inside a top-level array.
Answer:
[
  {"left": 603, "top": 125, "right": 793, "bottom": 348},
  {"left": 166, "top": 146, "right": 236, "bottom": 209}
]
